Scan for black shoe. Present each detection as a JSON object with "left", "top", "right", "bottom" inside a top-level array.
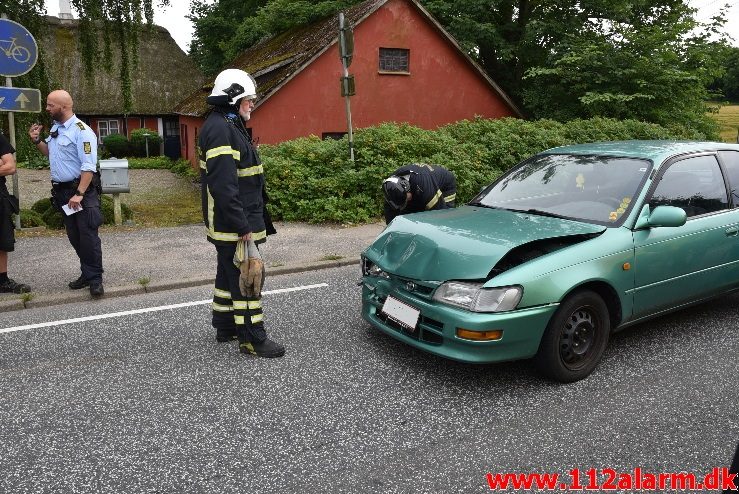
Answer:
[
  {"left": 239, "top": 338, "right": 286, "bottom": 358},
  {"left": 68, "top": 276, "right": 89, "bottom": 290},
  {"left": 89, "top": 281, "right": 104, "bottom": 298},
  {"left": 215, "top": 329, "right": 238, "bottom": 343},
  {"left": 0, "top": 278, "right": 31, "bottom": 294}
]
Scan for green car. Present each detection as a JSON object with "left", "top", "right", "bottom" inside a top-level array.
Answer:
[{"left": 361, "top": 141, "right": 739, "bottom": 382}]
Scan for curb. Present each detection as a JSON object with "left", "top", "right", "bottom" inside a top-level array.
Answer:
[{"left": 0, "top": 258, "right": 359, "bottom": 314}]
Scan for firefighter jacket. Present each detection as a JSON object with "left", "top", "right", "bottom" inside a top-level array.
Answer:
[
  {"left": 384, "top": 163, "right": 457, "bottom": 224},
  {"left": 198, "top": 107, "right": 275, "bottom": 245}
]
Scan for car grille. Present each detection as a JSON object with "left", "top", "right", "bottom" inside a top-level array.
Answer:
[{"left": 391, "top": 276, "right": 435, "bottom": 299}]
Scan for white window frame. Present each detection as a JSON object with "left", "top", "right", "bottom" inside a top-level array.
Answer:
[{"left": 98, "top": 119, "right": 120, "bottom": 144}]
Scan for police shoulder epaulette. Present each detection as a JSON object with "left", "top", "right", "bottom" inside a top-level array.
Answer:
[{"left": 76, "top": 122, "right": 86, "bottom": 130}]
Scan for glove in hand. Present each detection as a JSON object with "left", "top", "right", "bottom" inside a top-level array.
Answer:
[{"left": 244, "top": 239, "right": 264, "bottom": 298}]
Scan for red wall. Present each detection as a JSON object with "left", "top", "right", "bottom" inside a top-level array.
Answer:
[
  {"left": 182, "top": 0, "right": 518, "bottom": 165},
  {"left": 179, "top": 116, "right": 202, "bottom": 161},
  {"left": 250, "top": 0, "right": 516, "bottom": 144}
]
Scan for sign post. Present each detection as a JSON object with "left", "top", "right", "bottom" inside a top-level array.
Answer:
[
  {"left": 0, "top": 16, "right": 40, "bottom": 229},
  {"left": 338, "top": 12, "right": 355, "bottom": 162}
]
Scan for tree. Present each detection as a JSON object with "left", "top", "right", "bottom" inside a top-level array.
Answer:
[
  {"left": 709, "top": 46, "right": 739, "bottom": 102},
  {"left": 188, "top": 0, "right": 269, "bottom": 77},
  {"left": 522, "top": 2, "right": 726, "bottom": 135},
  {"left": 188, "top": 0, "right": 361, "bottom": 75},
  {"left": 422, "top": 0, "right": 727, "bottom": 134}
]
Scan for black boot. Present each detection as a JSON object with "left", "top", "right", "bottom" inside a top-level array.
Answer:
[
  {"left": 239, "top": 338, "right": 285, "bottom": 358},
  {"left": 0, "top": 278, "right": 31, "bottom": 294},
  {"left": 68, "top": 276, "right": 89, "bottom": 290},
  {"left": 89, "top": 281, "right": 104, "bottom": 298}
]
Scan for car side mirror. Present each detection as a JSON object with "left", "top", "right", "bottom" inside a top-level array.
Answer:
[{"left": 634, "top": 205, "right": 687, "bottom": 229}]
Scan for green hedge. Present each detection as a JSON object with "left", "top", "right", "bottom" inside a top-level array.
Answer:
[
  {"left": 126, "top": 156, "right": 174, "bottom": 169},
  {"left": 102, "top": 133, "right": 129, "bottom": 158},
  {"left": 260, "top": 117, "right": 713, "bottom": 224}
]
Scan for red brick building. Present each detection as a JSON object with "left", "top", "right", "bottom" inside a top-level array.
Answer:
[{"left": 174, "top": 0, "right": 522, "bottom": 166}]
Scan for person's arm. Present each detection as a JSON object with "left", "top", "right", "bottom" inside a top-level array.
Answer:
[
  {"left": 0, "top": 136, "right": 16, "bottom": 177},
  {"left": 28, "top": 124, "right": 49, "bottom": 157},
  {"left": 67, "top": 128, "right": 99, "bottom": 210},
  {"left": 0, "top": 152, "right": 16, "bottom": 177}
]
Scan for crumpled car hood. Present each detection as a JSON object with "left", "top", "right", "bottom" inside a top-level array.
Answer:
[{"left": 365, "top": 206, "right": 606, "bottom": 281}]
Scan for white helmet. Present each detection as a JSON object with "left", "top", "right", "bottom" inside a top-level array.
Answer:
[{"left": 209, "top": 68, "right": 257, "bottom": 105}]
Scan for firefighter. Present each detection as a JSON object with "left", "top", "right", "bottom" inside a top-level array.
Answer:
[
  {"left": 382, "top": 163, "right": 457, "bottom": 224},
  {"left": 198, "top": 68, "right": 284, "bottom": 358}
]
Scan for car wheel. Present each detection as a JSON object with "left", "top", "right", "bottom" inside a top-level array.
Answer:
[{"left": 534, "top": 290, "right": 610, "bottom": 383}]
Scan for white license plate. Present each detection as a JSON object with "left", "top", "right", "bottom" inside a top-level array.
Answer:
[{"left": 381, "top": 295, "right": 420, "bottom": 330}]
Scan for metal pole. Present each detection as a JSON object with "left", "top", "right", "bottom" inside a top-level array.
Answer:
[
  {"left": 339, "top": 13, "right": 354, "bottom": 162},
  {"left": 5, "top": 75, "right": 21, "bottom": 230}
]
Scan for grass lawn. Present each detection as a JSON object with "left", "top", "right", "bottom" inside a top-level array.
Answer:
[
  {"left": 712, "top": 104, "right": 739, "bottom": 143},
  {"left": 126, "top": 180, "right": 202, "bottom": 227}
]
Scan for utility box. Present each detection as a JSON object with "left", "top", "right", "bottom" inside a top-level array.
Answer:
[{"left": 99, "top": 158, "right": 130, "bottom": 194}]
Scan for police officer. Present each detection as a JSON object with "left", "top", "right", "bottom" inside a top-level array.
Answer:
[
  {"left": 382, "top": 163, "right": 457, "bottom": 224},
  {"left": 0, "top": 133, "right": 31, "bottom": 294},
  {"left": 198, "top": 68, "right": 284, "bottom": 358},
  {"left": 28, "top": 90, "right": 104, "bottom": 297}
]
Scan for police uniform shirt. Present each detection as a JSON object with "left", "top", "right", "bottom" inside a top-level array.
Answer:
[{"left": 46, "top": 115, "right": 98, "bottom": 182}]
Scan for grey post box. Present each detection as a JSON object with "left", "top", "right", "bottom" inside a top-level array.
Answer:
[{"left": 99, "top": 158, "right": 130, "bottom": 193}]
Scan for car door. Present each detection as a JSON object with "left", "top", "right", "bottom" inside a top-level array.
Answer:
[{"left": 632, "top": 153, "right": 738, "bottom": 317}]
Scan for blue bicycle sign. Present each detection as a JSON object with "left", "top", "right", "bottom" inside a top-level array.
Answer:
[{"left": 0, "top": 19, "right": 38, "bottom": 77}]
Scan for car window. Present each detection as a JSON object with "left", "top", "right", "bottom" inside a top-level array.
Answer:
[
  {"left": 476, "top": 154, "right": 651, "bottom": 226},
  {"left": 718, "top": 151, "right": 739, "bottom": 207},
  {"left": 650, "top": 155, "right": 728, "bottom": 217}
]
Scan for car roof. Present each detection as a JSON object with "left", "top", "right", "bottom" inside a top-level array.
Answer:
[{"left": 542, "top": 140, "right": 739, "bottom": 165}]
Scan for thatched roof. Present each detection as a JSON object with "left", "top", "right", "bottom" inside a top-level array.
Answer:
[
  {"left": 174, "top": 0, "right": 522, "bottom": 118},
  {"left": 41, "top": 16, "right": 205, "bottom": 115}
]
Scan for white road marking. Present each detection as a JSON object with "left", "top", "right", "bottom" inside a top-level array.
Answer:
[{"left": 0, "top": 283, "right": 329, "bottom": 334}]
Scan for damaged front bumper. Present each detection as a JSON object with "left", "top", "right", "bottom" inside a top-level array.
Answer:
[{"left": 360, "top": 276, "right": 558, "bottom": 364}]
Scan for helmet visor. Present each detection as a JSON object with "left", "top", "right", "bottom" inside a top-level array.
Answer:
[{"left": 383, "top": 176, "right": 409, "bottom": 210}]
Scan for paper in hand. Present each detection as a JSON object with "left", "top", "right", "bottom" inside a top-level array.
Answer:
[{"left": 61, "top": 204, "right": 83, "bottom": 216}]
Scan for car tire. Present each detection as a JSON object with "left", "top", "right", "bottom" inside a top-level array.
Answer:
[{"left": 534, "top": 290, "right": 610, "bottom": 383}]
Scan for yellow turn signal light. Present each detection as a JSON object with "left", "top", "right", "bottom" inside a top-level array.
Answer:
[{"left": 456, "top": 328, "right": 503, "bottom": 341}]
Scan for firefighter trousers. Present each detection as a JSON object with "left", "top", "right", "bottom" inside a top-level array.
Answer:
[{"left": 212, "top": 243, "right": 267, "bottom": 344}]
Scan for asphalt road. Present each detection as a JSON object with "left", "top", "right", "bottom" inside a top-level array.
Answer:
[{"left": 0, "top": 265, "right": 737, "bottom": 493}]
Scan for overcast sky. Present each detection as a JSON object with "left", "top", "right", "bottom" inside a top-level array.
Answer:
[{"left": 43, "top": 0, "right": 739, "bottom": 54}]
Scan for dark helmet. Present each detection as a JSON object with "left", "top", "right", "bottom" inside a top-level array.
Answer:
[{"left": 383, "top": 175, "right": 411, "bottom": 210}]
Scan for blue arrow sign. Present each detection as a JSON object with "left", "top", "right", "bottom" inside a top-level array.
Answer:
[
  {"left": 0, "top": 87, "right": 42, "bottom": 112},
  {"left": 0, "top": 19, "right": 38, "bottom": 77}
]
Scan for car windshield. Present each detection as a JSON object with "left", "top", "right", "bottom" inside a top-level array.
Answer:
[{"left": 473, "top": 154, "right": 652, "bottom": 226}]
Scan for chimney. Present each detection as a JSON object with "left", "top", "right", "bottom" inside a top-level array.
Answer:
[{"left": 59, "top": 0, "right": 74, "bottom": 19}]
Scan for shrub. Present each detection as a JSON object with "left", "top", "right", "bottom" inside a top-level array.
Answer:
[
  {"left": 16, "top": 209, "right": 45, "bottom": 228},
  {"left": 127, "top": 156, "right": 173, "bottom": 169},
  {"left": 102, "top": 133, "right": 130, "bottom": 158},
  {"left": 41, "top": 206, "right": 64, "bottom": 229},
  {"left": 259, "top": 117, "right": 714, "bottom": 224},
  {"left": 171, "top": 159, "right": 199, "bottom": 181},
  {"left": 18, "top": 153, "right": 49, "bottom": 169},
  {"left": 31, "top": 197, "right": 54, "bottom": 215},
  {"left": 129, "top": 128, "right": 163, "bottom": 157}
]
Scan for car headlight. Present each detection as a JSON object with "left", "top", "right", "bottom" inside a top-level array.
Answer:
[
  {"left": 361, "top": 257, "right": 390, "bottom": 279},
  {"left": 433, "top": 282, "right": 522, "bottom": 312}
]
